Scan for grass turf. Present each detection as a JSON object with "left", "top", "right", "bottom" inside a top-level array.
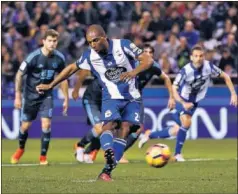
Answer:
[{"left": 1, "top": 139, "right": 237, "bottom": 193}]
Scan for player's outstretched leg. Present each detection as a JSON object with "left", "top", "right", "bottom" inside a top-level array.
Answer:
[
  {"left": 138, "top": 125, "right": 179, "bottom": 148},
  {"left": 11, "top": 122, "right": 31, "bottom": 164}
]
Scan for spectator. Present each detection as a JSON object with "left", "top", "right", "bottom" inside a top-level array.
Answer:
[
  {"left": 13, "top": 10, "right": 30, "bottom": 37},
  {"left": 219, "top": 49, "right": 235, "bottom": 71},
  {"left": 166, "top": 10, "right": 184, "bottom": 31},
  {"left": 228, "top": 6, "right": 238, "bottom": 25},
  {"left": 193, "top": 2, "right": 214, "bottom": 19},
  {"left": 180, "top": 20, "right": 199, "bottom": 48},
  {"left": 199, "top": 11, "right": 214, "bottom": 40},
  {"left": 56, "top": 24, "right": 72, "bottom": 56},
  {"left": 148, "top": 7, "right": 165, "bottom": 34},
  {"left": 176, "top": 37, "right": 190, "bottom": 69},
  {"left": 166, "top": 33, "right": 180, "bottom": 58},
  {"left": 33, "top": 3, "right": 49, "bottom": 27},
  {"left": 74, "top": 3, "right": 86, "bottom": 25},
  {"left": 4, "top": 26, "right": 22, "bottom": 48},
  {"left": 131, "top": 2, "right": 144, "bottom": 22},
  {"left": 211, "top": 2, "right": 229, "bottom": 23},
  {"left": 153, "top": 33, "right": 168, "bottom": 61},
  {"left": 2, "top": 53, "right": 15, "bottom": 84},
  {"left": 84, "top": 2, "right": 99, "bottom": 25},
  {"left": 159, "top": 52, "right": 178, "bottom": 74}
]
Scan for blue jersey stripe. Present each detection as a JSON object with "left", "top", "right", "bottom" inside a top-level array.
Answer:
[
  {"left": 54, "top": 50, "right": 65, "bottom": 62},
  {"left": 25, "top": 49, "right": 41, "bottom": 63}
]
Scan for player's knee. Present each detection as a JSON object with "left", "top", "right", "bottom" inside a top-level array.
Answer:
[
  {"left": 171, "top": 124, "right": 180, "bottom": 136},
  {"left": 42, "top": 122, "right": 51, "bottom": 130},
  {"left": 181, "top": 120, "right": 191, "bottom": 129},
  {"left": 21, "top": 122, "right": 32, "bottom": 131},
  {"left": 94, "top": 123, "right": 103, "bottom": 135}
]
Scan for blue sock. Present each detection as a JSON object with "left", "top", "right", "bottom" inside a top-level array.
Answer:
[
  {"left": 113, "top": 138, "right": 127, "bottom": 162},
  {"left": 100, "top": 130, "right": 113, "bottom": 151},
  {"left": 149, "top": 127, "right": 172, "bottom": 139},
  {"left": 175, "top": 127, "right": 189, "bottom": 155}
]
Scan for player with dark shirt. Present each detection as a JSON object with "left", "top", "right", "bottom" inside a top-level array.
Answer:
[
  {"left": 72, "top": 44, "right": 175, "bottom": 163},
  {"left": 11, "top": 29, "right": 69, "bottom": 165}
]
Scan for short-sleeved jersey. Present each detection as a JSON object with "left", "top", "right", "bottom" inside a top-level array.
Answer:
[
  {"left": 19, "top": 48, "right": 66, "bottom": 100},
  {"left": 173, "top": 60, "right": 222, "bottom": 103},
  {"left": 82, "top": 61, "right": 162, "bottom": 103},
  {"left": 76, "top": 39, "right": 143, "bottom": 101},
  {"left": 137, "top": 61, "right": 162, "bottom": 92}
]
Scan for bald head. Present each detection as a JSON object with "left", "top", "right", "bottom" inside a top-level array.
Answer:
[
  {"left": 86, "top": 24, "right": 106, "bottom": 38},
  {"left": 86, "top": 25, "right": 108, "bottom": 53}
]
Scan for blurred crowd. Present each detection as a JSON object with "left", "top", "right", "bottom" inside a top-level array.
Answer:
[{"left": 2, "top": 2, "right": 238, "bottom": 99}]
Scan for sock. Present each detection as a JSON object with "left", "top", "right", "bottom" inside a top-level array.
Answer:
[
  {"left": 100, "top": 130, "right": 113, "bottom": 151},
  {"left": 124, "top": 133, "right": 138, "bottom": 152},
  {"left": 175, "top": 127, "right": 189, "bottom": 155},
  {"left": 84, "top": 137, "right": 101, "bottom": 154},
  {"left": 41, "top": 128, "right": 51, "bottom": 156},
  {"left": 113, "top": 138, "right": 127, "bottom": 162},
  {"left": 77, "top": 128, "right": 97, "bottom": 148},
  {"left": 149, "top": 127, "right": 172, "bottom": 139},
  {"left": 19, "top": 129, "right": 28, "bottom": 149}
]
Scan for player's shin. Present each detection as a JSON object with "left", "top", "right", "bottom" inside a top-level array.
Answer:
[
  {"left": 149, "top": 126, "right": 173, "bottom": 139},
  {"left": 41, "top": 128, "right": 51, "bottom": 156},
  {"left": 124, "top": 133, "right": 138, "bottom": 152},
  {"left": 19, "top": 128, "right": 28, "bottom": 149},
  {"left": 175, "top": 126, "right": 189, "bottom": 155}
]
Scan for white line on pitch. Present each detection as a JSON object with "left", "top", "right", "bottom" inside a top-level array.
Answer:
[{"left": 1, "top": 158, "right": 237, "bottom": 167}]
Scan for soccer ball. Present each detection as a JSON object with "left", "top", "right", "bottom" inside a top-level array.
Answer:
[{"left": 145, "top": 143, "right": 171, "bottom": 168}]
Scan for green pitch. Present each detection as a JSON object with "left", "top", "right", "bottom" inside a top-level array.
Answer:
[{"left": 1, "top": 139, "right": 237, "bottom": 193}]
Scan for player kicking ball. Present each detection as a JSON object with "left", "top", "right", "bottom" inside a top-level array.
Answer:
[
  {"left": 36, "top": 24, "right": 154, "bottom": 181},
  {"left": 11, "top": 29, "right": 69, "bottom": 165},
  {"left": 138, "top": 45, "right": 237, "bottom": 162},
  {"left": 72, "top": 44, "right": 175, "bottom": 164}
]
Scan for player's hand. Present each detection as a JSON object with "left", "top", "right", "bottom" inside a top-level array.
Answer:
[
  {"left": 120, "top": 71, "right": 137, "bottom": 82},
  {"left": 36, "top": 84, "right": 52, "bottom": 93},
  {"left": 167, "top": 97, "right": 176, "bottom": 110},
  {"left": 62, "top": 99, "right": 69, "bottom": 116},
  {"left": 230, "top": 93, "right": 237, "bottom": 107},
  {"left": 72, "top": 89, "right": 79, "bottom": 101},
  {"left": 182, "top": 102, "right": 194, "bottom": 111},
  {"left": 14, "top": 96, "right": 22, "bottom": 109}
]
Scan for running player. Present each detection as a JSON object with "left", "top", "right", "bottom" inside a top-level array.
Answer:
[
  {"left": 138, "top": 45, "right": 237, "bottom": 161},
  {"left": 11, "top": 29, "right": 69, "bottom": 165}
]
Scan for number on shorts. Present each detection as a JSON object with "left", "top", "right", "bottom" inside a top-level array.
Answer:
[{"left": 135, "top": 112, "right": 139, "bottom": 122}]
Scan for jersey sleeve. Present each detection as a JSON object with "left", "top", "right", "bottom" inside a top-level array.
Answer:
[
  {"left": 210, "top": 63, "right": 222, "bottom": 77},
  {"left": 19, "top": 61, "right": 29, "bottom": 75},
  {"left": 76, "top": 50, "right": 91, "bottom": 70},
  {"left": 57, "top": 54, "right": 66, "bottom": 73},
  {"left": 151, "top": 61, "right": 162, "bottom": 77},
  {"left": 121, "top": 39, "right": 143, "bottom": 59},
  {"left": 173, "top": 68, "right": 186, "bottom": 87}
]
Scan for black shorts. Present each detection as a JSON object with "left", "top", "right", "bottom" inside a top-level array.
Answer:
[
  {"left": 82, "top": 99, "right": 101, "bottom": 126},
  {"left": 21, "top": 96, "right": 53, "bottom": 122}
]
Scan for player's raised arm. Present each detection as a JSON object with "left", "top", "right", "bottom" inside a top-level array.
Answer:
[
  {"left": 72, "top": 70, "right": 91, "bottom": 101},
  {"left": 120, "top": 39, "right": 154, "bottom": 81}
]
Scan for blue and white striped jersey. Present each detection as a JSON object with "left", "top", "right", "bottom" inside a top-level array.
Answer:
[
  {"left": 76, "top": 39, "right": 143, "bottom": 100},
  {"left": 173, "top": 60, "right": 222, "bottom": 103}
]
